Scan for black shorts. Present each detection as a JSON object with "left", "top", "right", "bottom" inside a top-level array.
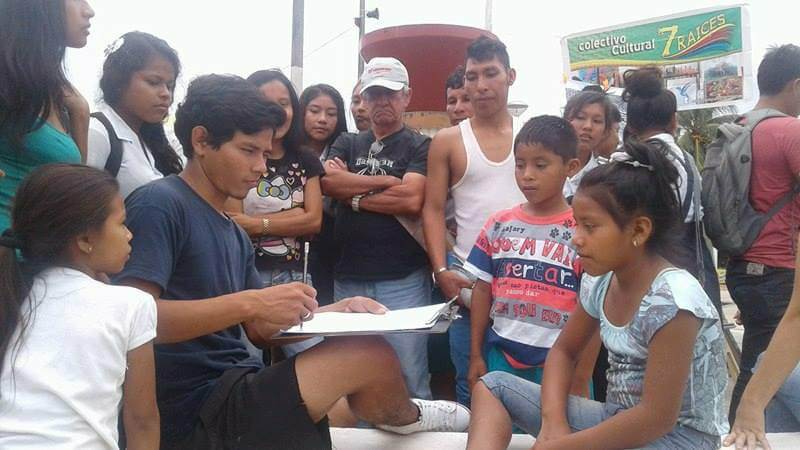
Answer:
[{"left": 171, "top": 357, "right": 331, "bottom": 450}]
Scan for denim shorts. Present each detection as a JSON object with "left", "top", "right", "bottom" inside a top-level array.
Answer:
[{"left": 755, "top": 352, "right": 800, "bottom": 432}]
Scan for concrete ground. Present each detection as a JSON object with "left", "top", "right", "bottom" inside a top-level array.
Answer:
[{"left": 329, "top": 428, "right": 800, "bottom": 449}]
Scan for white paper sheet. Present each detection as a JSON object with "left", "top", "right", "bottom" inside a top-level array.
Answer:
[{"left": 282, "top": 303, "right": 448, "bottom": 334}]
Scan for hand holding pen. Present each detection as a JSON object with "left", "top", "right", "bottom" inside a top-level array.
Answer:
[{"left": 300, "top": 241, "right": 311, "bottom": 330}]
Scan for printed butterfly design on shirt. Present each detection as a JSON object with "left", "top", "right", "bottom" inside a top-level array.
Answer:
[{"left": 256, "top": 176, "right": 291, "bottom": 200}]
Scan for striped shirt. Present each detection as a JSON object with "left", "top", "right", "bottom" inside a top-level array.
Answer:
[{"left": 464, "top": 205, "right": 581, "bottom": 367}]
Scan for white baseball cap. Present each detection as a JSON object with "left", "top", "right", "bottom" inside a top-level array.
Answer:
[{"left": 360, "top": 57, "right": 409, "bottom": 94}]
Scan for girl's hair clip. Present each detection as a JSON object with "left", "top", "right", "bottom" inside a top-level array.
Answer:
[
  {"left": 104, "top": 37, "right": 125, "bottom": 58},
  {"left": 597, "top": 151, "right": 654, "bottom": 172}
]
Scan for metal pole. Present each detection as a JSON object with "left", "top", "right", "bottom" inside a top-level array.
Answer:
[
  {"left": 291, "top": 0, "right": 304, "bottom": 91},
  {"left": 357, "top": 0, "right": 365, "bottom": 77},
  {"left": 484, "top": 0, "right": 493, "bottom": 31}
]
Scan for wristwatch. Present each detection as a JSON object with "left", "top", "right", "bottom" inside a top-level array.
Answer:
[{"left": 351, "top": 195, "right": 364, "bottom": 212}]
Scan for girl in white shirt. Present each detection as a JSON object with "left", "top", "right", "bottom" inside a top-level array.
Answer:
[
  {"left": 0, "top": 164, "right": 158, "bottom": 450},
  {"left": 88, "top": 31, "right": 183, "bottom": 198}
]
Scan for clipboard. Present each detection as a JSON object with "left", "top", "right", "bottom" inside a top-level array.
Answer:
[{"left": 272, "top": 300, "right": 461, "bottom": 340}]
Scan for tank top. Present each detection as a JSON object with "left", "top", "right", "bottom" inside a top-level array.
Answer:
[
  {"left": 0, "top": 121, "right": 81, "bottom": 232},
  {"left": 451, "top": 118, "right": 525, "bottom": 261}
]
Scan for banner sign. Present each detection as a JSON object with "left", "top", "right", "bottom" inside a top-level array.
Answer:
[{"left": 561, "top": 5, "right": 753, "bottom": 110}]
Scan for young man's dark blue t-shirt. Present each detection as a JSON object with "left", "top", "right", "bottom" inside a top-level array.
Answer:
[{"left": 115, "top": 175, "right": 263, "bottom": 444}]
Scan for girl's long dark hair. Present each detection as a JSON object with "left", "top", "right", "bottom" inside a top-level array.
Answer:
[
  {"left": 300, "top": 84, "right": 348, "bottom": 149},
  {"left": 100, "top": 31, "right": 183, "bottom": 175},
  {"left": 246, "top": 69, "right": 304, "bottom": 153},
  {"left": 0, "top": 0, "right": 69, "bottom": 151},
  {"left": 578, "top": 139, "right": 682, "bottom": 261},
  {"left": 0, "top": 164, "right": 119, "bottom": 397}
]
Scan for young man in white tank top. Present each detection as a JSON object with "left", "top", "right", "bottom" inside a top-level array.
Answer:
[{"left": 422, "top": 36, "right": 525, "bottom": 407}]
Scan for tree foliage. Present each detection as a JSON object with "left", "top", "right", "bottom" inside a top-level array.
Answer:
[{"left": 676, "top": 106, "right": 739, "bottom": 169}]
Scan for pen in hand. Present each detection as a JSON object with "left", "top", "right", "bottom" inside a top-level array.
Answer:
[{"left": 301, "top": 241, "right": 310, "bottom": 330}]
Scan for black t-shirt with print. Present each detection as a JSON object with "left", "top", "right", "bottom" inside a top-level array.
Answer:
[
  {"left": 327, "top": 127, "right": 430, "bottom": 281},
  {"left": 247, "top": 147, "right": 324, "bottom": 272}
]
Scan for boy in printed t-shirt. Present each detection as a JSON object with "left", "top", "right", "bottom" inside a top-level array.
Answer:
[{"left": 464, "top": 115, "right": 599, "bottom": 396}]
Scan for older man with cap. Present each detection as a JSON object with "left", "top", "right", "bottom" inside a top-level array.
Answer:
[{"left": 321, "top": 57, "right": 433, "bottom": 400}]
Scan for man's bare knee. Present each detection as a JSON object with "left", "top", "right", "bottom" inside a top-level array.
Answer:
[{"left": 328, "top": 335, "right": 400, "bottom": 369}]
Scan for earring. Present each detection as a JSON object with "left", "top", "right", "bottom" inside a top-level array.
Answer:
[
  {"left": 87, "top": 245, "right": 93, "bottom": 253},
  {"left": 632, "top": 239, "right": 638, "bottom": 248}
]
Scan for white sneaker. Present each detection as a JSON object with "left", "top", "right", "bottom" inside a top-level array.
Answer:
[{"left": 377, "top": 399, "right": 471, "bottom": 435}]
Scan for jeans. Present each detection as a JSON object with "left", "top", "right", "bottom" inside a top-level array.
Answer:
[
  {"left": 309, "top": 212, "right": 339, "bottom": 306},
  {"left": 480, "top": 371, "right": 721, "bottom": 449},
  {"left": 334, "top": 267, "right": 433, "bottom": 400},
  {"left": 447, "top": 252, "right": 478, "bottom": 407},
  {"left": 448, "top": 307, "right": 472, "bottom": 406},
  {"left": 260, "top": 268, "right": 312, "bottom": 286},
  {"left": 726, "top": 259, "right": 794, "bottom": 423},
  {"left": 752, "top": 353, "right": 800, "bottom": 432}
]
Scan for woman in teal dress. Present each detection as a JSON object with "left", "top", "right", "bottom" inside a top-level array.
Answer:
[{"left": 0, "top": 0, "right": 95, "bottom": 231}]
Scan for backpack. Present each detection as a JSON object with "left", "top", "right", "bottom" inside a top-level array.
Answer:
[
  {"left": 90, "top": 112, "right": 124, "bottom": 177},
  {"left": 701, "top": 108, "right": 797, "bottom": 256}
]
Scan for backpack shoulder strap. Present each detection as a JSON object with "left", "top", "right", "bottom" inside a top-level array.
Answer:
[
  {"left": 715, "top": 122, "right": 741, "bottom": 140},
  {"left": 765, "top": 185, "right": 800, "bottom": 219},
  {"left": 90, "top": 112, "right": 124, "bottom": 177},
  {"left": 744, "top": 108, "right": 796, "bottom": 223},
  {"left": 677, "top": 149, "right": 695, "bottom": 221},
  {"left": 646, "top": 136, "right": 695, "bottom": 220},
  {"left": 743, "top": 108, "right": 788, "bottom": 131}
]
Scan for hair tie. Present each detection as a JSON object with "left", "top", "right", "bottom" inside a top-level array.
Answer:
[
  {"left": 104, "top": 36, "right": 126, "bottom": 58},
  {"left": 597, "top": 151, "right": 654, "bottom": 172},
  {"left": 0, "top": 229, "right": 23, "bottom": 249}
]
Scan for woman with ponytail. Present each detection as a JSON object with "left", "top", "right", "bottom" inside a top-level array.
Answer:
[
  {"left": 620, "top": 66, "right": 721, "bottom": 314},
  {"left": 468, "top": 140, "right": 728, "bottom": 449},
  {"left": 0, "top": 164, "right": 158, "bottom": 449},
  {"left": 87, "top": 31, "right": 183, "bottom": 198}
]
